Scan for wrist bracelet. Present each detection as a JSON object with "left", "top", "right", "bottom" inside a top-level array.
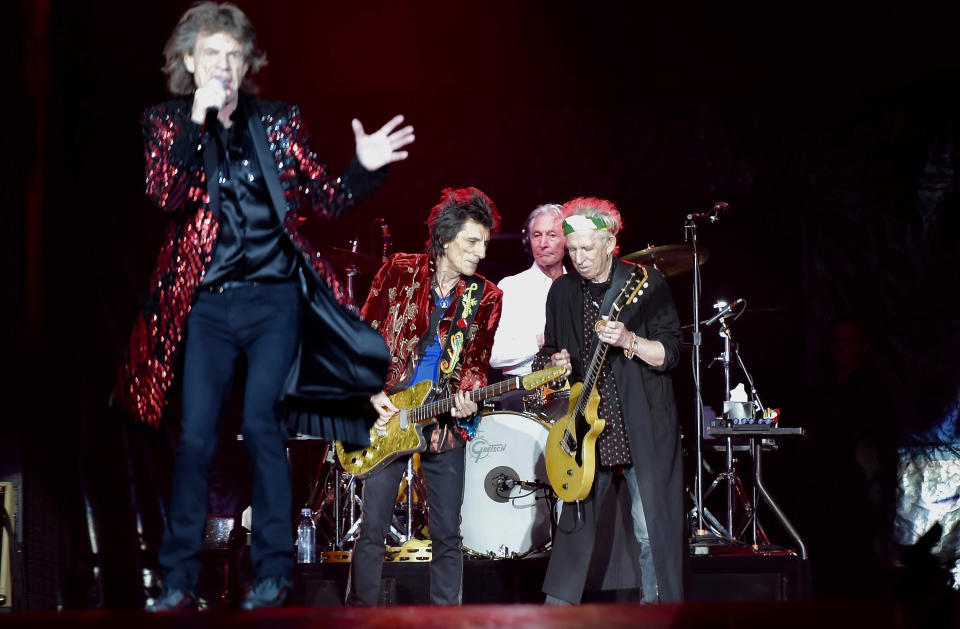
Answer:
[{"left": 623, "top": 332, "right": 637, "bottom": 359}]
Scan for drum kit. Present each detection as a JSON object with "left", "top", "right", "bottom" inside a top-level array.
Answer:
[
  {"left": 294, "top": 399, "right": 565, "bottom": 561},
  {"left": 293, "top": 210, "right": 804, "bottom": 563}
]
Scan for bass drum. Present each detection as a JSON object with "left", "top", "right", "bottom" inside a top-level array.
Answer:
[{"left": 461, "top": 411, "right": 552, "bottom": 558}]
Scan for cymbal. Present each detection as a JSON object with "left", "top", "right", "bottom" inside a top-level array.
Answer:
[
  {"left": 320, "top": 247, "right": 382, "bottom": 275},
  {"left": 622, "top": 244, "right": 710, "bottom": 278}
]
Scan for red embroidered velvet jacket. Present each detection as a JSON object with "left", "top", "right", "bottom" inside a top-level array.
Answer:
[
  {"left": 114, "top": 97, "right": 383, "bottom": 428},
  {"left": 360, "top": 253, "right": 502, "bottom": 439}
]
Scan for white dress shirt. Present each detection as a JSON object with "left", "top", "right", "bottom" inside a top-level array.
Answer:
[{"left": 490, "top": 262, "right": 565, "bottom": 375}]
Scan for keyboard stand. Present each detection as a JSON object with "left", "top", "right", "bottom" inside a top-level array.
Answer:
[{"left": 707, "top": 425, "right": 808, "bottom": 559}]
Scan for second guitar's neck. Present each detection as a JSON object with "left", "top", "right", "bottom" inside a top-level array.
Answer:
[{"left": 410, "top": 377, "right": 521, "bottom": 423}]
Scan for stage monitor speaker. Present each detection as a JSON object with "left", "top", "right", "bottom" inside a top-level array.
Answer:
[
  {"left": 689, "top": 554, "right": 810, "bottom": 601},
  {"left": 0, "top": 482, "right": 16, "bottom": 608}
]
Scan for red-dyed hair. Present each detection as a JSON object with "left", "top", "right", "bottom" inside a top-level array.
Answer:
[{"left": 560, "top": 197, "right": 623, "bottom": 235}]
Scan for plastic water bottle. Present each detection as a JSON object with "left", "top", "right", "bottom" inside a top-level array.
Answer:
[{"left": 296, "top": 508, "right": 315, "bottom": 563}]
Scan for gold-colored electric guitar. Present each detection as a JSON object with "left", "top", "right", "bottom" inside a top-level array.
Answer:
[
  {"left": 336, "top": 366, "right": 567, "bottom": 479},
  {"left": 546, "top": 266, "right": 649, "bottom": 502}
]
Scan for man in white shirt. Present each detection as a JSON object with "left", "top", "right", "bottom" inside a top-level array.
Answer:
[{"left": 490, "top": 204, "right": 566, "bottom": 409}]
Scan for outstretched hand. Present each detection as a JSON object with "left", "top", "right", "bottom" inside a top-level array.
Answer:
[{"left": 353, "top": 114, "right": 415, "bottom": 171}]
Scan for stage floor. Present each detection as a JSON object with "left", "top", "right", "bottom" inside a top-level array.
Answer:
[{"left": 0, "top": 600, "right": 940, "bottom": 629}]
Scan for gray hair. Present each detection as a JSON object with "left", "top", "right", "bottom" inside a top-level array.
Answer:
[
  {"left": 521, "top": 203, "right": 563, "bottom": 257},
  {"left": 162, "top": 2, "right": 267, "bottom": 96}
]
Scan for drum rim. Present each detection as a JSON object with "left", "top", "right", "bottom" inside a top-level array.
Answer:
[
  {"left": 461, "top": 540, "right": 552, "bottom": 559},
  {"left": 479, "top": 408, "right": 553, "bottom": 430}
]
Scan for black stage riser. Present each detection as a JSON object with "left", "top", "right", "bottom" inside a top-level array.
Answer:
[{"left": 295, "top": 555, "right": 810, "bottom": 605}]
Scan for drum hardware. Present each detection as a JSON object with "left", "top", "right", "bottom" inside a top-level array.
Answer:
[
  {"left": 319, "top": 244, "right": 382, "bottom": 275},
  {"left": 301, "top": 442, "right": 344, "bottom": 549},
  {"left": 294, "top": 441, "right": 365, "bottom": 551},
  {"left": 385, "top": 539, "right": 432, "bottom": 562},
  {"left": 320, "top": 550, "right": 352, "bottom": 563},
  {"left": 295, "top": 433, "right": 432, "bottom": 560},
  {"left": 374, "top": 218, "right": 391, "bottom": 263},
  {"left": 299, "top": 410, "right": 561, "bottom": 561},
  {"left": 336, "top": 474, "right": 364, "bottom": 548},
  {"left": 522, "top": 385, "right": 570, "bottom": 423},
  {"left": 321, "top": 242, "right": 382, "bottom": 306},
  {"left": 391, "top": 456, "right": 429, "bottom": 546}
]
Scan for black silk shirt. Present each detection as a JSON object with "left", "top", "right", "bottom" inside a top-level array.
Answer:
[{"left": 201, "top": 107, "right": 298, "bottom": 286}]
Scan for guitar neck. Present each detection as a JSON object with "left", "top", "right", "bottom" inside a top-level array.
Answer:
[
  {"left": 576, "top": 335, "right": 611, "bottom": 417},
  {"left": 574, "top": 290, "right": 629, "bottom": 416},
  {"left": 410, "top": 377, "right": 522, "bottom": 423},
  {"left": 571, "top": 266, "right": 649, "bottom": 418}
]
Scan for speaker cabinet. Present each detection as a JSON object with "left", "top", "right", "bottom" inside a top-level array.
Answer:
[{"left": 0, "top": 482, "right": 16, "bottom": 608}]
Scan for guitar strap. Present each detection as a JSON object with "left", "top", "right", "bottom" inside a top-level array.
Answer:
[
  {"left": 583, "top": 260, "right": 634, "bottom": 359},
  {"left": 598, "top": 259, "right": 634, "bottom": 317},
  {"left": 433, "top": 276, "right": 485, "bottom": 398}
]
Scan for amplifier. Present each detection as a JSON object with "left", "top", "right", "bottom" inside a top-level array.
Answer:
[{"left": 0, "top": 482, "right": 16, "bottom": 608}]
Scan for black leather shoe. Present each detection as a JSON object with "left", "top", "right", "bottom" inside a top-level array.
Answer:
[
  {"left": 241, "top": 576, "right": 292, "bottom": 610},
  {"left": 145, "top": 589, "right": 198, "bottom": 612}
]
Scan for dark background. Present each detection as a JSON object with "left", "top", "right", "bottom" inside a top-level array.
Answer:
[{"left": 4, "top": 0, "right": 959, "bottom": 610}]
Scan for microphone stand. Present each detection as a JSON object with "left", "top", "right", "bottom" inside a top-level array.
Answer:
[{"left": 684, "top": 217, "right": 708, "bottom": 537}]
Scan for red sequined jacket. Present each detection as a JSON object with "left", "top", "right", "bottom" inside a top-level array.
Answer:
[
  {"left": 361, "top": 253, "right": 502, "bottom": 441},
  {"left": 114, "top": 96, "right": 385, "bottom": 427}
]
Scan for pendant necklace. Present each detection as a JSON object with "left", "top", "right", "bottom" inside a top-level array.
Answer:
[{"left": 434, "top": 278, "right": 454, "bottom": 309}]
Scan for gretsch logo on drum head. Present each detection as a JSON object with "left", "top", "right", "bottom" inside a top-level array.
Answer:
[{"left": 469, "top": 433, "right": 507, "bottom": 463}]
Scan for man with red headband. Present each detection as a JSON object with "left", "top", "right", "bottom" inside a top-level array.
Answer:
[{"left": 534, "top": 197, "right": 685, "bottom": 604}]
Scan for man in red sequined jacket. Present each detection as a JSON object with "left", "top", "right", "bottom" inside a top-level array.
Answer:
[
  {"left": 346, "top": 187, "right": 502, "bottom": 606},
  {"left": 112, "top": 2, "right": 414, "bottom": 612}
]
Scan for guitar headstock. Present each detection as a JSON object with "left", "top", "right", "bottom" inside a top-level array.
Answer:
[
  {"left": 521, "top": 365, "right": 568, "bottom": 390},
  {"left": 609, "top": 266, "right": 650, "bottom": 321}
]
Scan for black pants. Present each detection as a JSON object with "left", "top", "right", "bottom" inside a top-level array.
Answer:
[
  {"left": 347, "top": 444, "right": 466, "bottom": 605},
  {"left": 542, "top": 466, "right": 658, "bottom": 603},
  {"left": 159, "top": 281, "right": 301, "bottom": 592}
]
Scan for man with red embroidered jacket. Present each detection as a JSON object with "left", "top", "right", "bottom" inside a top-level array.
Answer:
[
  {"left": 346, "top": 187, "right": 503, "bottom": 606},
  {"left": 113, "top": 3, "right": 414, "bottom": 612}
]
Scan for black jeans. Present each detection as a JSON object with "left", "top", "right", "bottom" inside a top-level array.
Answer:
[
  {"left": 347, "top": 444, "right": 466, "bottom": 605},
  {"left": 159, "top": 281, "right": 301, "bottom": 592}
]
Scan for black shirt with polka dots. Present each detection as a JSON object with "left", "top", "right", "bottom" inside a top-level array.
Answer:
[{"left": 581, "top": 277, "right": 633, "bottom": 467}]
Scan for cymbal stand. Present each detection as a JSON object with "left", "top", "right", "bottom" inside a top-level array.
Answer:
[
  {"left": 389, "top": 457, "right": 428, "bottom": 544},
  {"left": 338, "top": 474, "right": 363, "bottom": 547},
  {"left": 405, "top": 458, "right": 417, "bottom": 542},
  {"left": 345, "top": 238, "right": 360, "bottom": 307}
]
